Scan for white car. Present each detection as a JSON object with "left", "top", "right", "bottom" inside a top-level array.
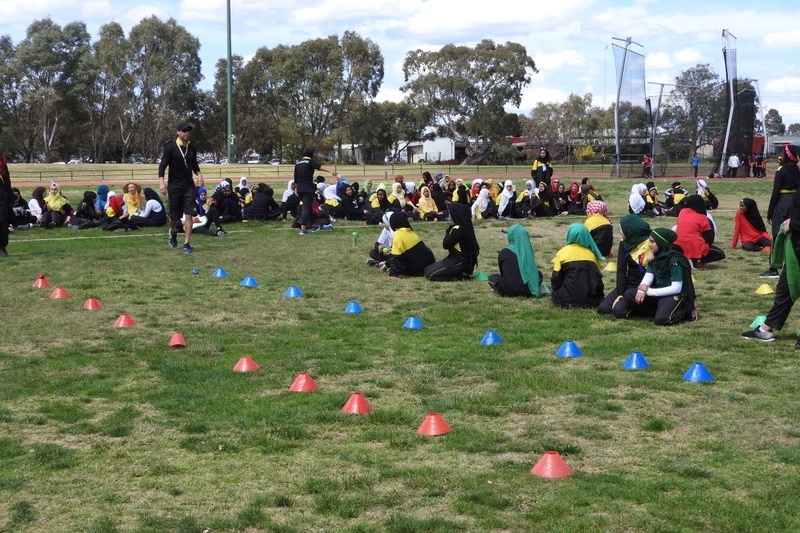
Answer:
[{"left": 67, "top": 159, "right": 83, "bottom": 164}]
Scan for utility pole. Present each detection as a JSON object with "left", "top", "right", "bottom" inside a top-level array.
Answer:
[{"left": 226, "top": 0, "right": 235, "bottom": 164}]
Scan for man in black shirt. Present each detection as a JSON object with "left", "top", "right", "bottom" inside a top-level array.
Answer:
[
  {"left": 294, "top": 147, "right": 336, "bottom": 234},
  {"left": 158, "top": 121, "right": 205, "bottom": 252},
  {"left": 0, "top": 152, "right": 11, "bottom": 257}
]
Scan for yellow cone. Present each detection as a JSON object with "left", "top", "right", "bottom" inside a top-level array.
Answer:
[
  {"left": 604, "top": 262, "right": 617, "bottom": 272},
  {"left": 755, "top": 283, "right": 775, "bottom": 295}
]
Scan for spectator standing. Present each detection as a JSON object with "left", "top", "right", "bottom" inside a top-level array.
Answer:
[
  {"left": 158, "top": 121, "right": 204, "bottom": 253},
  {"left": 0, "top": 152, "right": 11, "bottom": 257},
  {"left": 691, "top": 153, "right": 701, "bottom": 179},
  {"left": 727, "top": 152, "right": 740, "bottom": 178}
]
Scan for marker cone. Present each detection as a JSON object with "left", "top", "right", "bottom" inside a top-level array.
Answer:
[
  {"left": 114, "top": 313, "right": 136, "bottom": 328},
  {"left": 290, "top": 372, "right": 318, "bottom": 392},
  {"left": 480, "top": 330, "right": 504, "bottom": 345},
  {"left": 341, "top": 392, "right": 374, "bottom": 414},
  {"left": 556, "top": 340, "right": 582, "bottom": 358},
  {"left": 755, "top": 284, "right": 774, "bottom": 295},
  {"left": 683, "top": 362, "right": 714, "bottom": 382},
  {"left": 169, "top": 332, "right": 186, "bottom": 348},
  {"left": 83, "top": 298, "right": 102, "bottom": 310},
  {"left": 50, "top": 287, "right": 71, "bottom": 299},
  {"left": 622, "top": 351, "right": 649, "bottom": 370},
  {"left": 417, "top": 412, "right": 451, "bottom": 436},
  {"left": 32, "top": 274, "right": 50, "bottom": 288},
  {"left": 284, "top": 285, "right": 303, "bottom": 298},
  {"left": 212, "top": 268, "right": 228, "bottom": 278},
  {"left": 232, "top": 356, "right": 259, "bottom": 372},
  {"left": 530, "top": 451, "right": 573, "bottom": 478},
  {"left": 403, "top": 316, "right": 423, "bottom": 329},
  {"left": 344, "top": 301, "right": 363, "bottom": 314},
  {"left": 473, "top": 271, "right": 489, "bottom": 281},
  {"left": 749, "top": 315, "right": 767, "bottom": 328}
]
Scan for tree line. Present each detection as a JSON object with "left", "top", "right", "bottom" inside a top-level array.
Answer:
[{"left": 0, "top": 16, "right": 793, "bottom": 165}]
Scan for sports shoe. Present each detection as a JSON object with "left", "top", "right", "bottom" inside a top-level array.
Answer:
[
  {"left": 310, "top": 225, "right": 321, "bottom": 232},
  {"left": 216, "top": 229, "right": 228, "bottom": 237},
  {"left": 168, "top": 230, "right": 178, "bottom": 248},
  {"left": 759, "top": 269, "right": 779, "bottom": 279},
  {"left": 366, "top": 259, "right": 380, "bottom": 267},
  {"left": 299, "top": 229, "right": 309, "bottom": 235},
  {"left": 0, "top": 247, "right": 8, "bottom": 258},
  {"left": 741, "top": 328, "right": 774, "bottom": 342},
  {"left": 183, "top": 243, "right": 194, "bottom": 254},
  {"left": 795, "top": 338, "right": 800, "bottom": 350},
  {"left": 322, "top": 224, "right": 333, "bottom": 230}
]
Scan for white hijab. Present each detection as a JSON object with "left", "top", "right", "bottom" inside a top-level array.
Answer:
[
  {"left": 323, "top": 184, "right": 340, "bottom": 202},
  {"left": 628, "top": 183, "right": 647, "bottom": 214},
  {"left": 281, "top": 180, "right": 294, "bottom": 202},
  {"left": 472, "top": 188, "right": 490, "bottom": 217},
  {"left": 696, "top": 179, "right": 708, "bottom": 195},
  {"left": 498, "top": 180, "right": 515, "bottom": 215}
]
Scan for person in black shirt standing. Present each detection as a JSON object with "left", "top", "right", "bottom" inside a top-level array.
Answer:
[
  {"left": 0, "top": 152, "right": 11, "bottom": 257},
  {"left": 158, "top": 121, "right": 205, "bottom": 253},
  {"left": 294, "top": 147, "right": 336, "bottom": 235}
]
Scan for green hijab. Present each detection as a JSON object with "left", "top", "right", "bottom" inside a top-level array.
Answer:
[
  {"left": 650, "top": 228, "right": 695, "bottom": 300},
  {"left": 566, "top": 223, "right": 603, "bottom": 261},
  {"left": 507, "top": 224, "right": 540, "bottom": 296},
  {"left": 619, "top": 214, "right": 651, "bottom": 252}
]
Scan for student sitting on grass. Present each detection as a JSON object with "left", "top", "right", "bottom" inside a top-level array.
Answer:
[
  {"left": 380, "top": 211, "right": 435, "bottom": 278},
  {"left": 598, "top": 214, "right": 651, "bottom": 315},
  {"left": 245, "top": 183, "right": 282, "bottom": 222},
  {"left": 584, "top": 200, "right": 613, "bottom": 258},
  {"left": 42, "top": 183, "right": 73, "bottom": 228},
  {"left": 551, "top": 223, "right": 604, "bottom": 309},
  {"left": 611, "top": 228, "right": 698, "bottom": 325},
  {"left": 424, "top": 202, "right": 480, "bottom": 281},
  {"left": 731, "top": 198, "right": 772, "bottom": 252},
  {"left": 674, "top": 194, "right": 725, "bottom": 267},
  {"left": 488, "top": 224, "right": 546, "bottom": 297},
  {"left": 129, "top": 188, "right": 167, "bottom": 228}
]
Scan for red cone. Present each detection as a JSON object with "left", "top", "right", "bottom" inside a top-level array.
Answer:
[
  {"left": 33, "top": 274, "right": 50, "bottom": 288},
  {"left": 83, "top": 298, "right": 102, "bottom": 310},
  {"left": 169, "top": 332, "right": 186, "bottom": 348},
  {"left": 113, "top": 313, "right": 136, "bottom": 328},
  {"left": 232, "top": 356, "right": 259, "bottom": 372},
  {"left": 530, "top": 451, "right": 573, "bottom": 478},
  {"left": 341, "top": 392, "right": 374, "bottom": 414},
  {"left": 417, "top": 412, "right": 451, "bottom": 436},
  {"left": 289, "top": 372, "right": 318, "bottom": 392},
  {"left": 50, "top": 287, "right": 71, "bottom": 299}
]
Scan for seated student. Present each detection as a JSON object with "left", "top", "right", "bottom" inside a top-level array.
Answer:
[
  {"left": 235, "top": 177, "right": 250, "bottom": 202},
  {"left": 429, "top": 182, "right": 449, "bottom": 219},
  {"left": 696, "top": 177, "right": 719, "bottom": 211},
  {"left": 28, "top": 186, "right": 46, "bottom": 225},
  {"left": 531, "top": 180, "right": 557, "bottom": 217},
  {"left": 381, "top": 211, "right": 435, "bottom": 278},
  {"left": 322, "top": 183, "right": 344, "bottom": 220},
  {"left": 193, "top": 188, "right": 227, "bottom": 237},
  {"left": 470, "top": 179, "right": 483, "bottom": 201},
  {"left": 645, "top": 182, "right": 665, "bottom": 216},
  {"left": 488, "top": 224, "right": 546, "bottom": 297},
  {"left": 405, "top": 181, "right": 421, "bottom": 206},
  {"left": 565, "top": 181, "right": 583, "bottom": 215},
  {"left": 129, "top": 188, "right": 167, "bottom": 227},
  {"left": 731, "top": 198, "right": 772, "bottom": 252},
  {"left": 424, "top": 202, "right": 480, "bottom": 281},
  {"left": 628, "top": 183, "right": 650, "bottom": 216},
  {"left": 497, "top": 180, "right": 521, "bottom": 219},
  {"left": 471, "top": 188, "right": 498, "bottom": 220},
  {"left": 388, "top": 181, "right": 419, "bottom": 219},
  {"left": 598, "top": 214, "right": 651, "bottom": 315},
  {"left": 366, "top": 213, "right": 394, "bottom": 267},
  {"left": 68, "top": 190, "right": 102, "bottom": 229},
  {"left": 245, "top": 183, "right": 282, "bottom": 221},
  {"left": 675, "top": 194, "right": 726, "bottom": 267},
  {"left": 338, "top": 184, "right": 368, "bottom": 221},
  {"left": 359, "top": 179, "right": 373, "bottom": 204},
  {"left": 280, "top": 180, "right": 298, "bottom": 220},
  {"left": 611, "top": 228, "right": 698, "bottom": 324},
  {"left": 551, "top": 223, "right": 604, "bottom": 308},
  {"left": 516, "top": 180, "right": 537, "bottom": 218},
  {"left": 553, "top": 182, "right": 569, "bottom": 215},
  {"left": 580, "top": 179, "right": 601, "bottom": 214},
  {"left": 122, "top": 182, "right": 146, "bottom": 217},
  {"left": 215, "top": 182, "right": 243, "bottom": 224},
  {"left": 9, "top": 188, "right": 37, "bottom": 228},
  {"left": 584, "top": 200, "right": 613, "bottom": 258},
  {"left": 41, "top": 182, "right": 73, "bottom": 228},
  {"left": 101, "top": 191, "right": 136, "bottom": 231},
  {"left": 418, "top": 185, "right": 445, "bottom": 221},
  {"left": 664, "top": 181, "right": 688, "bottom": 213},
  {"left": 367, "top": 184, "right": 392, "bottom": 225},
  {"left": 94, "top": 184, "right": 109, "bottom": 218}
]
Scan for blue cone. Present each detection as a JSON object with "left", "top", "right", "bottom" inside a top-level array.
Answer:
[
  {"left": 683, "top": 362, "right": 714, "bottom": 382},
  {"left": 480, "top": 330, "right": 504, "bottom": 345},
  {"left": 191, "top": 269, "right": 200, "bottom": 275},
  {"left": 212, "top": 268, "right": 228, "bottom": 278},
  {"left": 403, "top": 316, "right": 423, "bottom": 329},
  {"left": 344, "top": 301, "right": 363, "bottom": 314},
  {"left": 749, "top": 315, "right": 767, "bottom": 328},
  {"left": 622, "top": 351, "right": 650, "bottom": 370},
  {"left": 284, "top": 285, "right": 303, "bottom": 298},
  {"left": 556, "top": 340, "right": 583, "bottom": 358},
  {"left": 240, "top": 276, "right": 259, "bottom": 287}
]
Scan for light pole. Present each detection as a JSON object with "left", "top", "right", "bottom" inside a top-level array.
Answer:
[{"left": 226, "top": 0, "right": 235, "bottom": 164}]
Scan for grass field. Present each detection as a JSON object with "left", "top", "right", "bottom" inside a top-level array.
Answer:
[{"left": 1, "top": 176, "right": 799, "bottom": 532}]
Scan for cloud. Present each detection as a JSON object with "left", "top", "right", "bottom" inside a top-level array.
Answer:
[{"left": 763, "top": 30, "right": 800, "bottom": 49}]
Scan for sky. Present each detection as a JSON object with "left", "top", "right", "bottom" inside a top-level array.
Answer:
[{"left": 4, "top": 0, "right": 800, "bottom": 128}]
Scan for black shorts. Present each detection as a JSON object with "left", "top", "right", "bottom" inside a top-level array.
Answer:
[{"left": 168, "top": 183, "right": 197, "bottom": 221}]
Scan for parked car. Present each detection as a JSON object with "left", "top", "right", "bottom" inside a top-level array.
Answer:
[
  {"left": 247, "top": 153, "right": 262, "bottom": 164},
  {"left": 269, "top": 158, "right": 281, "bottom": 165},
  {"left": 201, "top": 158, "right": 216, "bottom": 165},
  {"left": 67, "top": 158, "right": 83, "bottom": 164}
]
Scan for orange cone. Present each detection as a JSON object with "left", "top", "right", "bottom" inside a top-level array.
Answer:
[
  {"left": 341, "top": 392, "right": 374, "bottom": 414},
  {"left": 417, "top": 412, "right": 451, "bottom": 436},
  {"left": 83, "top": 298, "right": 102, "bottom": 310},
  {"left": 113, "top": 313, "right": 136, "bottom": 328},
  {"left": 530, "top": 451, "right": 573, "bottom": 478},
  {"left": 50, "top": 287, "right": 71, "bottom": 299},
  {"left": 289, "top": 372, "right": 318, "bottom": 392},
  {"left": 32, "top": 274, "right": 50, "bottom": 288},
  {"left": 232, "top": 356, "right": 260, "bottom": 372},
  {"left": 169, "top": 332, "right": 186, "bottom": 348}
]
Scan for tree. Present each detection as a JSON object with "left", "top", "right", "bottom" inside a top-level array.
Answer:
[
  {"left": 788, "top": 123, "right": 800, "bottom": 136},
  {"left": 401, "top": 39, "right": 537, "bottom": 164},
  {"left": 764, "top": 108, "right": 786, "bottom": 135}
]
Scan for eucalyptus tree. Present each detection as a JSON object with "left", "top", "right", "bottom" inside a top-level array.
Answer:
[{"left": 401, "top": 39, "right": 537, "bottom": 164}]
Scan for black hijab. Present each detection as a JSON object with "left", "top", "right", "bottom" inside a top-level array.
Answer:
[
  {"left": 741, "top": 198, "right": 767, "bottom": 232},
  {"left": 430, "top": 182, "right": 446, "bottom": 210},
  {"left": 448, "top": 202, "right": 480, "bottom": 268},
  {"left": 680, "top": 194, "right": 707, "bottom": 215},
  {"left": 389, "top": 211, "right": 411, "bottom": 231}
]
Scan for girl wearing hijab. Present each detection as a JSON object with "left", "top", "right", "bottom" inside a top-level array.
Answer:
[
  {"left": 68, "top": 190, "right": 101, "bottom": 228},
  {"left": 598, "top": 214, "right": 652, "bottom": 315},
  {"left": 340, "top": 185, "right": 369, "bottom": 221},
  {"left": 193, "top": 188, "right": 227, "bottom": 236},
  {"left": 531, "top": 147, "right": 553, "bottom": 187},
  {"left": 628, "top": 183, "right": 649, "bottom": 216},
  {"left": 122, "top": 182, "right": 146, "bottom": 216},
  {"left": 488, "top": 224, "right": 546, "bottom": 297},
  {"left": 497, "top": 180, "right": 519, "bottom": 218},
  {"left": 236, "top": 177, "right": 250, "bottom": 201},
  {"left": 424, "top": 202, "right": 480, "bottom": 281},
  {"left": 566, "top": 181, "right": 583, "bottom": 215},
  {"left": 9, "top": 188, "right": 37, "bottom": 228},
  {"left": 531, "top": 181, "right": 556, "bottom": 217},
  {"left": 584, "top": 200, "right": 613, "bottom": 257},
  {"left": 280, "top": 180, "right": 299, "bottom": 221},
  {"left": 429, "top": 182, "right": 449, "bottom": 219},
  {"left": 731, "top": 198, "right": 772, "bottom": 252},
  {"left": 381, "top": 212, "right": 435, "bottom": 278},
  {"left": 612, "top": 228, "right": 697, "bottom": 324},
  {"left": 551, "top": 223, "right": 604, "bottom": 308},
  {"left": 418, "top": 186, "right": 443, "bottom": 221},
  {"left": 366, "top": 212, "right": 394, "bottom": 267},
  {"left": 129, "top": 188, "right": 167, "bottom": 227},
  {"left": 41, "top": 182, "right": 73, "bottom": 228},
  {"left": 102, "top": 191, "right": 134, "bottom": 231},
  {"left": 94, "top": 184, "right": 109, "bottom": 217},
  {"left": 28, "top": 186, "right": 46, "bottom": 224},
  {"left": 695, "top": 178, "right": 718, "bottom": 210},
  {"left": 471, "top": 188, "right": 494, "bottom": 219},
  {"left": 470, "top": 179, "right": 483, "bottom": 201},
  {"left": 516, "top": 180, "right": 538, "bottom": 218},
  {"left": 675, "top": 194, "right": 725, "bottom": 267},
  {"left": 367, "top": 184, "right": 392, "bottom": 225}
]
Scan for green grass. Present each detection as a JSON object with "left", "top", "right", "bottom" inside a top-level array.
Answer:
[{"left": 1, "top": 176, "right": 799, "bottom": 531}]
